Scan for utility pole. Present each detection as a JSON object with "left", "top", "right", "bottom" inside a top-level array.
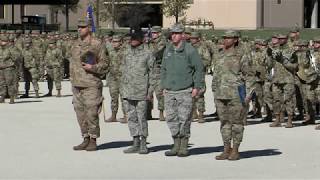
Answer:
[
  {"left": 65, "top": 0, "right": 69, "bottom": 31},
  {"left": 112, "top": 0, "right": 115, "bottom": 30}
]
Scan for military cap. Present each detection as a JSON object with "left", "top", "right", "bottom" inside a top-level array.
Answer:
[
  {"left": 48, "top": 39, "right": 56, "bottom": 44},
  {"left": 123, "top": 35, "right": 131, "bottom": 41},
  {"left": 222, "top": 30, "right": 239, "bottom": 38},
  {"left": 0, "top": 35, "right": 9, "bottom": 42},
  {"left": 78, "top": 18, "right": 89, "bottom": 27},
  {"left": 151, "top": 26, "right": 162, "bottom": 33},
  {"left": 313, "top": 37, "right": 320, "bottom": 42},
  {"left": 190, "top": 31, "right": 201, "bottom": 38},
  {"left": 277, "top": 34, "right": 288, "bottom": 39},
  {"left": 112, "top": 35, "right": 122, "bottom": 42},
  {"left": 290, "top": 27, "right": 300, "bottom": 33},
  {"left": 24, "top": 38, "right": 32, "bottom": 44},
  {"left": 32, "top": 30, "right": 40, "bottom": 34},
  {"left": 271, "top": 33, "right": 279, "bottom": 38},
  {"left": 54, "top": 31, "right": 60, "bottom": 35},
  {"left": 184, "top": 27, "right": 193, "bottom": 34},
  {"left": 254, "top": 38, "right": 263, "bottom": 44},
  {"left": 24, "top": 30, "right": 31, "bottom": 34},
  {"left": 16, "top": 30, "right": 23, "bottom": 34},
  {"left": 260, "top": 39, "right": 268, "bottom": 46},
  {"left": 295, "top": 40, "right": 308, "bottom": 46},
  {"left": 170, "top": 24, "right": 185, "bottom": 33},
  {"left": 8, "top": 35, "right": 15, "bottom": 42}
]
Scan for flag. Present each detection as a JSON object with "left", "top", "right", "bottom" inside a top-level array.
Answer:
[{"left": 86, "top": 4, "right": 96, "bottom": 32}]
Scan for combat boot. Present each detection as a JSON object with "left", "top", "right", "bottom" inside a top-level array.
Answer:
[
  {"left": 9, "top": 96, "right": 15, "bottom": 104},
  {"left": 302, "top": 114, "right": 315, "bottom": 125},
  {"left": 192, "top": 109, "right": 198, "bottom": 121},
  {"left": 215, "top": 143, "right": 232, "bottom": 160},
  {"left": 123, "top": 136, "right": 140, "bottom": 154},
  {"left": 280, "top": 112, "right": 285, "bottom": 123},
  {"left": 0, "top": 96, "right": 4, "bottom": 103},
  {"left": 165, "top": 136, "right": 181, "bottom": 156},
  {"left": 261, "top": 109, "right": 272, "bottom": 122},
  {"left": 177, "top": 137, "right": 189, "bottom": 157},
  {"left": 105, "top": 112, "right": 117, "bottom": 123},
  {"left": 43, "top": 92, "right": 52, "bottom": 97},
  {"left": 285, "top": 114, "right": 294, "bottom": 128},
  {"left": 120, "top": 114, "right": 128, "bottom": 124},
  {"left": 35, "top": 91, "right": 40, "bottom": 98},
  {"left": 56, "top": 90, "right": 61, "bottom": 97},
  {"left": 270, "top": 114, "right": 281, "bottom": 127},
  {"left": 20, "top": 91, "right": 29, "bottom": 98},
  {"left": 139, "top": 136, "right": 149, "bottom": 154},
  {"left": 159, "top": 110, "right": 165, "bottom": 121},
  {"left": 198, "top": 111, "right": 205, "bottom": 123},
  {"left": 228, "top": 144, "right": 240, "bottom": 161},
  {"left": 73, "top": 137, "right": 90, "bottom": 151},
  {"left": 86, "top": 138, "right": 97, "bottom": 151}
]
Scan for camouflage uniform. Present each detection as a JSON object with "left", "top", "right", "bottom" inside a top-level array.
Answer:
[
  {"left": 21, "top": 39, "right": 40, "bottom": 98},
  {"left": 44, "top": 40, "right": 64, "bottom": 96},
  {"left": 161, "top": 24, "right": 204, "bottom": 157},
  {"left": 31, "top": 31, "right": 45, "bottom": 80},
  {"left": 190, "top": 32, "right": 210, "bottom": 122},
  {"left": 267, "top": 36, "right": 298, "bottom": 127},
  {"left": 0, "top": 36, "right": 17, "bottom": 103},
  {"left": 8, "top": 35, "right": 22, "bottom": 97},
  {"left": 312, "top": 38, "right": 320, "bottom": 130}
]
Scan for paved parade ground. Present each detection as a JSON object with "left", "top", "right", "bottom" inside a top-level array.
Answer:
[{"left": 1, "top": 78, "right": 320, "bottom": 180}]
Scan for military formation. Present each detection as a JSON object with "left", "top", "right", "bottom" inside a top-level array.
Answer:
[{"left": 1, "top": 21, "right": 320, "bottom": 160}]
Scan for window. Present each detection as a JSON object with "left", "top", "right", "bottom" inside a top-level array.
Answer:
[
  {"left": 0, "top": 5, "right": 4, "bottom": 19},
  {"left": 277, "top": 0, "right": 282, "bottom": 4}
]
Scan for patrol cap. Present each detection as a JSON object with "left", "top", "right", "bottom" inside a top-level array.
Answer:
[
  {"left": 48, "top": 39, "right": 56, "bottom": 44},
  {"left": 170, "top": 24, "right": 185, "bottom": 33},
  {"left": 254, "top": 38, "right": 263, "bottom": 44},
  {"left": 294, "top": 40, "right": 308, "bottom": 46},
  {"left": 54, "top": 31, "right": 60, "bottom": 35},
  {"left": 16, "top": 30, "right": 23, "bottom": 34},
  {"left": 151, "top": 26, "right": 162, "bottom": 33},
  {"left": 9, "top": 35, "right": 15, "bottom": 42},
  {"left": 184, "top": 27, "right": 193, "bottom": 34},
  {"left": 32, "top": 30, "right": 40, "bottom": 34},
  {"left": 222, "top": 30, "right": 239, "bottom": 38},
  {"left": 271, "top": 33, "right": 279, "bottom": 38},
  {"left": 242, "top": 35, "right": 249, "bottom": 41},
  {"left": 0, "top": 35, "right": 9, "bottom": 42},
  {"left": 78, "top": 18, "right": 89, "bottom": 27},
  {"left": 112, "top": 35, "right": 122, "bottom": 42},
  {"left": 190, "top": 31, "right": 201, "bottom": 39},
  {"left": 290, "top": 27, "right": 300, "bottom": 33},
  {"left": 24, "top": 38, "right": 32, "bottom": 44},
  {"left": 313, "top": 36, "right": 320, "bottom": 43},
  {"left": 277, "top": 34, "right": 288, "bottom": 39},
  {"left": 260, "top": 39, "right": 268, "bottom": 46}
]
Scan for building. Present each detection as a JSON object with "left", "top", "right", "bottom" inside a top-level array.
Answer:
[{"left": 0, "top": 0, "right": 319, "bottom": 30}]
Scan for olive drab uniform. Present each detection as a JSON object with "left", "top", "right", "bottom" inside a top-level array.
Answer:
[{"left": 267, "top": 43, "right": 298, "bottom": 127}]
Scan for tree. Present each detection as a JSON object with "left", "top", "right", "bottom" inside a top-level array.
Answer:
[{"left": 162, "top": 0, "right": 191, "bottom": 23}]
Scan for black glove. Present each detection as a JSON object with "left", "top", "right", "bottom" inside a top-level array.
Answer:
[
  {"left": 275, "top": 52, "right": 283, "bottom": 63},
  {"left": 267, "top": 48, "right": 273, "bottom": 57}
]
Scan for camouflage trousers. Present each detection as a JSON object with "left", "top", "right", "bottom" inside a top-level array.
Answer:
[
  {"left": 72, "top": 86, "right": 103, "bottom": 139},
  {"left": 108, "top": 79, "right": 125, "bottom": 114},
  {"left": 215, "top": 98, "right": 245, "bottom": 146},
  {"left": 47, "top": 67, "right": 62, "bottom": 90},
  {"left": 164, "top": 88, "right": 193, "bottom": 138},
  {"left": 0, "top": 67, "right": 17, "bottom": 97},
  {"left": 23, "top": 67, "right": 39, "bottom": 91},
  {"left": 272, "top": 83, "right": 295, "bottom": 115},
  {"left": 123, "top": 99, "right": 148, "bottom": 137},
  {"left": 150, "top": 81, "right": 164, "bottom": 111},
  {"left": 192, "top": 86, "right": 206, "bottom": 113},
  {"left": 263, "top": 81, "right": 273, "bottom": 110}
]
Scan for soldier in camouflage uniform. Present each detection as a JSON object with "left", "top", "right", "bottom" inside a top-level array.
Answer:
[
  {"left": 120, "top": 28, "right": 155, "bottom": 154},
  {"left": 0, "top": 35, "right": 17, "bottom": 104},
  {"left": 267, "top": 34, "right": 298, "bottom": 128},
  {"left": 20, "top": 38, "right": 40, "bottom": 98},
  {"left": 161, "top": 24, "right": 204, "bottom": 157},
  {"left": 213, "top": 30, "right": 252, "bottom": 161},
  {"left": 312, "top": 37, "right": 320, "bottom": 130},
  {"left": 183, "top": 27, "right": 193, "bottom": 43},
  {"left": 105, "top": 35, "right": 126, "bottom": 123},
  {"left": 295, "top": 40, "right": 318, "bottom": 127},
  {"left": 72, "top": 19, "right": 109, "bottom": 152},
  {"left": 190, "top": 31, "right": 210, "bottom": 123},
  {"left": 31, "top": 30, "right": 45, "bottom": 81},
  {"left": 44, "top": 39, "right": 64, "bottom": 97},
  {"left": 8, "top": 32, "right": 22, "bottom": 98},
  {"left": 148, "top": 26, "right": 167, "bottom": 121}
]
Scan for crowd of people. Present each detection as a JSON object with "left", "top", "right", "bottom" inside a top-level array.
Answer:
[{"left": 1, "top": 19, "right": 320, "bottom": 160}]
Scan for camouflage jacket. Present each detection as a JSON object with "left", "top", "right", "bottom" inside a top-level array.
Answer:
[
  {"left": 22, "top": 48, "right": 37, "bottom": 69},
  {"left": 120, "top": 44, "right": 155, "bottom": 100},
  {"left": 192, "top": 41, "right": 211, "bottom": 70},
  {"left": 0, "top": 46, "right": 14, "bottom": 69},
  {"left": 108, "top": 47, "right": 124, "bottom": 81},
  {"left": 268, "top": 45, "right": 298, "bottom": 84},
  {"left": 295, "top": 49, "right": 318, "bottom": 84},
  {"left": 45, "top": 48, "right": 63, "bottom": 68},
  {"left": 213, "top": 46, "right": 252, "bottom": 100},
  {"left": 70, "top": 37, "right": 109, "bottom": 88},
  {"left": 251, "top": 48, "right": 269, "bottom": 82}
]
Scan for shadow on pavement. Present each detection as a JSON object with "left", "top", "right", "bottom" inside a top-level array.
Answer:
[
  {"left": 189, "top": 146, "right": 224, "bottom": 156},
  {"left": 240, "top": 149, "right": 282, "bottom": 159},
  {"left": 14, "top": 100, "right": 43, "bottom": 104},
  {"left": 98, "top": 141, "right": 132, "bottom": 150},
  {"left": 149, "top": 144, "right": 172, "bottom": 152}
]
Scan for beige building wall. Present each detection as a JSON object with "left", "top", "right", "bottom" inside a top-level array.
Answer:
[{"left": 163, "top": 0, "right": 259, "bottom": 29}]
